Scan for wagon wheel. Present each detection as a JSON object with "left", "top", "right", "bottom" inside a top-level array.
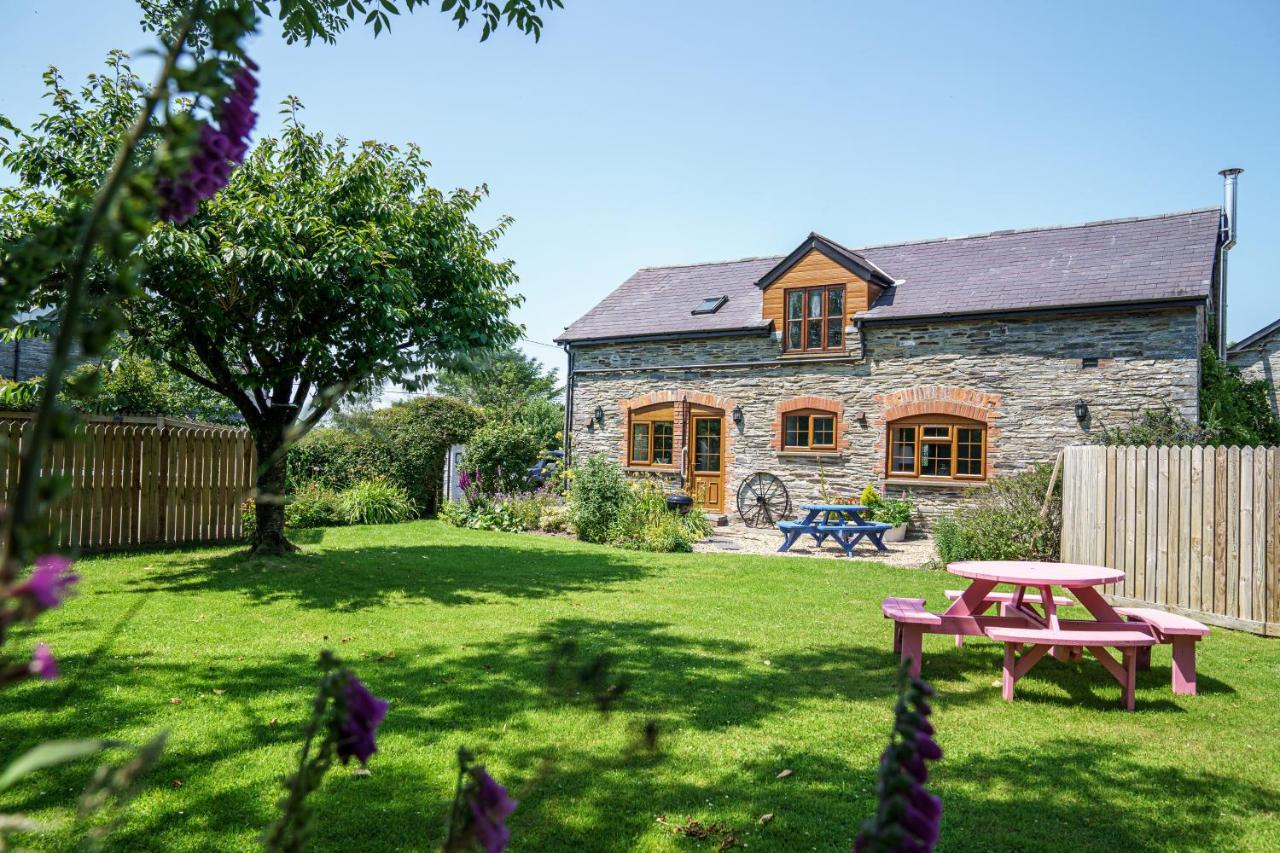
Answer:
[{"left": 736, "top": 472, "right": 790, "bottom": 528}]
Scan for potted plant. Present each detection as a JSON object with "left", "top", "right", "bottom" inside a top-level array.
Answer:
[{"left": 877, "top": 493, "right": 915, "bottom": 542}]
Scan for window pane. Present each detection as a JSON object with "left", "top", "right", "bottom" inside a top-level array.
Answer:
[
  {"left": 787, "top": 319, "right": 803, "bottom": 350},
  {"left": 827, "top": 286, "right": 843, "bottom": 318},
  {"left": 808, "top": 289, "right": 824, "bottom": 318},
  {"left": 807, "top": 318, "right": 823, "bottom": 349},
  {"left": 784, "top": 414, "right": 809, "bottom": 448},
  {"left": 922, "top": 425, "right": 950, "bottom": 439},
  {"left": 787, "top": 290, "right": 804, "bottom": 320},
  {"left": 957, "top": 427, "right": 983, "bottom": 476},
  {"left": 812, "top": 416, "right": 834, "bottom": 447},
  {"left": 921, "top": 441, "right": 952, "bottom": 477},
  {"left": 630, "top": 423, "right": 650, "bottom": 463},
  {"left": 827, "top": 319, "right": 843, "bottom": 348},
  {"left": 891, "top": 427, "right": 916, "bottom": 473},
  {"left": 652, "top": 421, "right": 674, "bottom": 465}
]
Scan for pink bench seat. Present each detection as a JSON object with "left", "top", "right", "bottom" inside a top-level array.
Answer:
[
  {"left": 985, "top": 625, "right": 1156, "bottom": 710},
  {"left": 1116, "top": 607, "right": 1209, "bottom": 695},
  {"left": 882, "top": 597, "right": 942, "bottom": 677}
]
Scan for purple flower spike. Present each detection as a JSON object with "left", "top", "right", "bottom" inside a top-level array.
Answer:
[
  {"left": 159, "top": 58, "right": 259, "bottom": 223},
  {"left": 30, "top": 644, "right": 58, "bottom": 680},
  {"left": 17, "top": 555, "right": 79, "bottom": 610},
  {"left": 467, "top": 767, "right": 517, "bottom": 853},
  {"left": 335, "top": 674, "right": 389, "bottom": 766}
]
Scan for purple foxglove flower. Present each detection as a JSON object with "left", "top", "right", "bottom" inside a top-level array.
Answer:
[
  {"left": 30, "top": 643, "right": 58, "bottom": 680},
  {"left": 466, "top": 767, "right": 517, "bottom": 853},
  {"left": 335, "top": 674, "right": 389, "bottom": 765},
  {"left": 17, "top": 555, "right": 79, "bottom": 610},
  {"left": 159, "top": 58, "right": 258, "bottom": 223}
]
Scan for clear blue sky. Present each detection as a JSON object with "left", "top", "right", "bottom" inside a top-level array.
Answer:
[{"left": 3, "top": 1, "right": 1277, "bottom": 387}]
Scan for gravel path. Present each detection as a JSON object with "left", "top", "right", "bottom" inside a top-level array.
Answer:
[{"left": 694, "top": 523, "right": 937, "bottom": 569}]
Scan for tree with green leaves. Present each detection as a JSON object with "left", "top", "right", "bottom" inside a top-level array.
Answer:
[
  {"left": 434, "top": 345, "right": 560, "bottom": 412},
  {"left": 61, "top": 352, "right": 243, "bottom": 424},
  {"left": 4, "top": 56, "right": 523, "bottom": 553}
]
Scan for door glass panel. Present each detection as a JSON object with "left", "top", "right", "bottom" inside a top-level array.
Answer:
[
  {"left": 787, "top": 290, "right": 804, "bottom": 320},
  {"left": 921, "top": 442, "right": 952, "bottom": 477},
  {"left": 652, "top": 421, "right": 674, "bottom": 465},
  {"left": 826, "top": 287, "right": 843, "bottom": 319},
  {"left": 808, "top": 290, "right": 823, "bottom": 318},
  {"left": 891, "top": 427, "right": 916, "bottom": 473},
  {"left": 694, "top": 419, "right": 721, "bottom": 472},
  {"left": 630, "top": 423, "right": 649, "bottom": 463},
  {"left": 784, "top": 414, "right": 809, "bottom": 448}
]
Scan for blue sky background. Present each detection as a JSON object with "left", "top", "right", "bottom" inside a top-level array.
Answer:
[{"left": 3, "top": 1, "right": 1277, "bottom": 391}]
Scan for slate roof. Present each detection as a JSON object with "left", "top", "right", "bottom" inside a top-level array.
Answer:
[
  {"left": 556, "top": 208, "right": 1222, "bottom": 344},
  {"left": 1228, "top": 317, "right": 1280, "bottom": 355}
]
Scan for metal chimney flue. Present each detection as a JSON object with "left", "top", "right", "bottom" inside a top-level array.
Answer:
[{"left": 1216, "top": 167, "right": 1243, "bottom": 357}]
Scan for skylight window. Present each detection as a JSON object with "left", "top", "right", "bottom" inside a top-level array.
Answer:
[{"left": 692, "top": 295, "right": 728, "bottom": 315}]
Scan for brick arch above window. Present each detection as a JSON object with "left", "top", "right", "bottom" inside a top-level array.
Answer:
[{"left": 771, "top": 395, "right": 848, "bottom": 451}]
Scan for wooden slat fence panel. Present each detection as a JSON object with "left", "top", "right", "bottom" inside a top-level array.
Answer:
[
  {"left": 0, "top": 414, "right": 254, "bottom": 551},
  {"left": 1063, "top": 444, "right": 1280, "bottom": 636}
]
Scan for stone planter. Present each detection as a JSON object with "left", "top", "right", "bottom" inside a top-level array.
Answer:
[{"left": 882, "top": 522, "right": 908, "bottom": 543}]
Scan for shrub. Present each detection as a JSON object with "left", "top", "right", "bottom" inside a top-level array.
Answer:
[
  {"left": 290, "top": 396, "right": 484, "bottom": 515},
  {"left": 608, "top": 480, "right": 711, "bottom": 553},
  {"left": 460, "top": 421, "right": 543, "bottom": 495},
  {"left": 241, "top": 499, "right": 257, "bottom": 541},
  {"left": 933, "top": 464, "right": 1061, "bottom": 565},
  {"left": 1097, "top": 406, "right": 1207, "bottom": 447},
  {"left": 569, "top": 454, "right": 631, "bottom": 544},
  {"left": 285, "top": 482, "right": 345, "bottom": 529},
  {"left": 61, "top": 353, "right": 242, "bottom": 424},
  {"left": 338, "top": 479, "right": 417, "bottom": 526},
  {"left": 876, "top": 493, "right": 916, "bottom": 526},
  {"left": 538, "top": 503, "right": 573, "bottom": 533},
  {"left": 1200, "top": 345, "right": 1280, "bottom": 446}
]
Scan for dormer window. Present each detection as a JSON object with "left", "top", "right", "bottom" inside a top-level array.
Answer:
[
  {"left": 692, "top": 295, "right": 728, "bottom": 315},
  {"left": 785, "top": 285, "right": 844, "bottom": 353}
]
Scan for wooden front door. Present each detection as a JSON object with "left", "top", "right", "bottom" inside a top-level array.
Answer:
[{"left": 688, "top": 414, "right": 724, "bottom": 512}]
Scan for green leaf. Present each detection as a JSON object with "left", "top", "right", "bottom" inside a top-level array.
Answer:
[{"left": 0, "top": 740, "right": 130, "bottom": 792}]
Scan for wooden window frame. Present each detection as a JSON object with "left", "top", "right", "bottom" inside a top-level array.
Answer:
[
  {"left": 783, "top": 284, "right": 846, "bottom": 354},
  {"left": 885, "top": 415, "right": 987, "bottom": 481},
  {"left": 782, "top": 408, "right": 838, "bottom": 451},
  {"left": 629, "top": 405, "right": 676, "bottom": 468}
]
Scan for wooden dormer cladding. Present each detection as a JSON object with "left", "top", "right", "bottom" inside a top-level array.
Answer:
[
  {"left": 760, "top": 249, "right": 883, "bottom": 332},
  {"left": 755, "top": 235, "right": 895, "bottom": 351}
]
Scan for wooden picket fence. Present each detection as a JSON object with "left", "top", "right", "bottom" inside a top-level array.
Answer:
[
  {"left": 0, "top": 413, "right": 256, "bottom": 550},
  {"left": 1061, "top": 444, "right": 1280, "bottom": 636}
]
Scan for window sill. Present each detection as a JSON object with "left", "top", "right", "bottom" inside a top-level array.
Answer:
[
  {"left": 884, "top": 477, "right": 988, "bottom": 490},
  {"left": 776, "top": 351, "right": 859, "bottom": 362},
  {"left": 777, "top": 451, "right": 844, "bottom": 461},
  {"left": 623, "top": 465, "right": 680, "bottom": 475}
]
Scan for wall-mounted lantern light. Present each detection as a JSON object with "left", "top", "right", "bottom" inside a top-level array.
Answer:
[
  {"left": 593, "top": 405, "right": 605, "bottom": 426},
  {"left": 732, "top": 405, "right": 744, "bottom": 428},
  {"left": 1074, "top": 399, "right": 1089, "bottom": 424}
]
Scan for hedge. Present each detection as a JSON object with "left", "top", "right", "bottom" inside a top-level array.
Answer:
[{"left": 289, "top": 396, "right": 483, "bottom": 516}]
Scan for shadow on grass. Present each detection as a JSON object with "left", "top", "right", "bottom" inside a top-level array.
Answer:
[{"left": 130, "top": 535, "right": 657, "bottom": 610}]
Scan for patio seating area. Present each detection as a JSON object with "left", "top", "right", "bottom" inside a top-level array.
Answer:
[{"left": 883, "top": 560, "right": 1211, "bottom": 711}]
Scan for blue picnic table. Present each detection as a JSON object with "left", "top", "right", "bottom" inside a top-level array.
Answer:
[{"left": 777, "top": 503, "right": 893, "bottom": 557}]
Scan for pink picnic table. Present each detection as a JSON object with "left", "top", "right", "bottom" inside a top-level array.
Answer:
[{"left": 885, "top": 560, "right": 1206, "bottom": 710}]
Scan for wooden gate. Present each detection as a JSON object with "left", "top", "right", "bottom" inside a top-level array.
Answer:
[
  {"left": 1061, "top": 444, "right": 1280, "bottom": 636},
  {"left": 0, "top": 413, "right": 256, "bottom": 550}
]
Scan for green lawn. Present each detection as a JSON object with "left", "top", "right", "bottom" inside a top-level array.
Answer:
[{"left": 2, "top": 521, "right": 1277, "bottom": 851}]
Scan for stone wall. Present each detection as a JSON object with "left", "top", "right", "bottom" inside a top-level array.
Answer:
[
  {"left": 567, "top": 307, "right": 1202, "bottom": 528},
  {"left": 1228, "top": 330, "right": 1280, "bottom": 418}
]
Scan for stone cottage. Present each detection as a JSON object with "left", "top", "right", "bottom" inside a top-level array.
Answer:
[
  {"left": 1228, "top": 317, "right": 1280, "bottom": 417},
  {"left": 556, "top": 199, "right": 1233, "bottom": 526}
]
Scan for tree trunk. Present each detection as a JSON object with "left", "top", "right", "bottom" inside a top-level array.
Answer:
[{"left": 251, "top": 421, "right": 297, "bottom": 555}]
